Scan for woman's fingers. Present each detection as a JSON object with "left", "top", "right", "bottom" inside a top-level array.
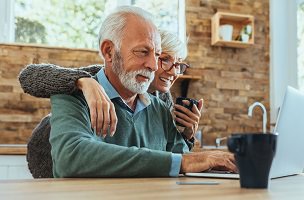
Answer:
[
  {"left": 109, "top": 102, "right": 117, "bottom": 136},
  {"left": 101, "top": 100, "right": 110, "bottom": 138},
  {"left": 174, "top": 98, "right": 203, "bottom": 139},
  {"left": 174, "top": 105, "right": 200, "bottom": 126},
  {"left": 197, "top": 99, "right": 204, "bottom": 110},
  {"left": 175, "top": 115, "right": 195, "bottom": 128},
  {"left": 99, "top": 91, "right": 117, "bottom": 137},
  {"left": 95, "top": 99, "right": 104, "bottom": 136},
  {"left": 78, "top": 77, "right": 117, "bottom": 137},
  {"left": 89, "top": 101, "right": 97, "bottom": 134}
]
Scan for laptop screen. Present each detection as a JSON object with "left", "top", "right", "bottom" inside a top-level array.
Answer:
[
  {"left": 185, "top": 86, "right": 304, "bottom": 179},
  {"left": 270, "top": 86, "right": 304, "bottom": 178}
]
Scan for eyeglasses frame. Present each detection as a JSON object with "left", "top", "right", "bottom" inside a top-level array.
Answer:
[{"left": 158, "top": 57, "right": 190, "bottom": 75}]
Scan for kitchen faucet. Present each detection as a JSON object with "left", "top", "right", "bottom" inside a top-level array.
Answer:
[
  {"left": 215, "top": 136, "right": 227, "bottom": 148},
  {"left": 215, "top": 102, "right": 267, "bottom": 147},
  {"left": 248, "top": 102, "right": 267, "bottom": 133}
]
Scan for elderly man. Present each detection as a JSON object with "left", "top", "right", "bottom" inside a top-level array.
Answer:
[{"left": 50, "top": 6, "right": 236, "bottom": 177}]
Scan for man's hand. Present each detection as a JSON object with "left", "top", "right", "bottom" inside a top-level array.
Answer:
[
  {"left": 76, "top": 77, "right": 117, "bottom": 137},
  {"left": 180, "top": 151, "right": 237, "bottom": 173},
  {"left": 174, "top": 99, "right": 203, "bottom": 139}
]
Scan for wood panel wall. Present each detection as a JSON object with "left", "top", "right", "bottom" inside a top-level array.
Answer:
[{"left": 0, "top": 0, "right": 270, "bottom": 146}]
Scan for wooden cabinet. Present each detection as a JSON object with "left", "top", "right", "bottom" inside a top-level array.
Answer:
[{"left": 211, "top": 11, "right": 254, "bottom": 48}]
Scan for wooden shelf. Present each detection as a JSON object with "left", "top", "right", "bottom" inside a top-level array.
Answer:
[
  {"left": 0, "top": 144, "right": 27, "bottom": 155},
  {"left": 211, "top": 11, "right": 254, "bottom": 48},
  {"left": 178, "top": 74, "right": 201, "bottom": 80},
  {"left": 212, "top": 40, "right": 253, "bottom": 48},
  {"left": 175, "top": 69, "right": 202, "bottom": 97}
]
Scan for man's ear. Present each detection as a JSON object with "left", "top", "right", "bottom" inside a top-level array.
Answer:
[{"left": 100, "top": 40, "right": 114, "bottom": 63}]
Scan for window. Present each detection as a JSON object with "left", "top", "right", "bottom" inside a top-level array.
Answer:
[
  {"left": 298, "top": 1, "right": 304, "bottom": 92},
  {"left": 270, "top": 0, "right": 303, "bottom": 123},
  {"left": 14, "top": 0, "right": 108, "bottom": 49},
  {"left": 131, "top": 0, "right": 185, "bottom": 42},
  {"left": 0, "top": 0, "right": 185, "bottom": 49}
]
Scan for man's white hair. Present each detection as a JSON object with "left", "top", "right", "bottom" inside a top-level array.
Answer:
[{"left": 98, "top": 6, "right": 155, "bottom": 55}]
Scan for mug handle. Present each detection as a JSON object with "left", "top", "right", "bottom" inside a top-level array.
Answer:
[{"left": 227, "top": 135, "right": 244, "bottom": 155}]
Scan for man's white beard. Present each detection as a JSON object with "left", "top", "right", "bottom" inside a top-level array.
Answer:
[{"left": 112, "top": 50, "right": 154, "bottom": 94}]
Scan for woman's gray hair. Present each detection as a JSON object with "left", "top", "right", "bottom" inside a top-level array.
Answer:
[
  {"left": 159, "top": 29, "right": 188, "bottom": 60},
  {"left": 98, "top": 6, "right": 155, "bottom": 54}
]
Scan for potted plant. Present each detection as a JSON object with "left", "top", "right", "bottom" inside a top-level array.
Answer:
[{"left": 240, "top": 25, "right": 252, "bottom": 42}]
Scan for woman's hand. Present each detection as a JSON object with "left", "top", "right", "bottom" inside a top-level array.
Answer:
[
  {"left": 174, "top": 99, "right": 203, "bottom": 139},
  {"left": 76, "top": 77, "right": 117, "bottom": 138}
]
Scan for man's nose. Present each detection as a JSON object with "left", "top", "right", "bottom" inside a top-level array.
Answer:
[{"left": 145, "top": 54, "right": 158, "bottom": 71}]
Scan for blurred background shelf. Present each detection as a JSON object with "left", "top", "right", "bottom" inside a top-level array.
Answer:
[
  {"left": 178, "top": 74, "right": 201, "bottom": 80},
  {"left": 0, "top": 144, "right": 27, "bottom": 155},
  {"left": 211, "top": 11, "right": 254, "bottom": 48},
  {"left": 175, "top": 68, "right": 202, "bottom": 97}
]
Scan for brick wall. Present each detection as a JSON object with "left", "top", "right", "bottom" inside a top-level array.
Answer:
[
  {"left": 0, "top": 44, "right": 101, "bottom": 144},
  {"left": 181, "top": 0, "right": 270, "bottom": 145},
  {"left": 0, "top": 0, "right": 270, "bottom": 146}
]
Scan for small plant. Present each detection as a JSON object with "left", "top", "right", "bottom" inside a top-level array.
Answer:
[
  {"left": 241, "top": 25, "right": 252, "bottom": 37},
  {"left": 235, "top": 25, "right": 252, "bottom": 42}
]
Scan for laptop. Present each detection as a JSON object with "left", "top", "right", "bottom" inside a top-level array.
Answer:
[{"left": 186, "top": 86, "right": 304, "bottom": 179}]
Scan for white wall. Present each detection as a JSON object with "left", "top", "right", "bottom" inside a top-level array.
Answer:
[
  {"left": 0, "top": 155, "right": 32, "bottom": 179},
  {"left": 270, "top": 0, "right": 298, "bottom": 123},
  {"left": 0, "top": 0, "right": 15, "bottom": 43}
]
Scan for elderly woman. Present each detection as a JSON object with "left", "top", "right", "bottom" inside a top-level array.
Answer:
[{"left": 19, "top": 30, "right": 203, "bottom": 178}]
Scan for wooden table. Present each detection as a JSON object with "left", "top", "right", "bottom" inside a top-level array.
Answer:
[{"left": 1, "top": 174, "right": 304, "bottom": 200}]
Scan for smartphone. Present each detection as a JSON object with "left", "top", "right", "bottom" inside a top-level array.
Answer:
[{"left": 175, "top": 97, "right": 198, "bottom": 127}]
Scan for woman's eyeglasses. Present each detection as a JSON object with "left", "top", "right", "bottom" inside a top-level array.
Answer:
[{"left": 158, "top": 57, "right": 190, "bottom": 75}]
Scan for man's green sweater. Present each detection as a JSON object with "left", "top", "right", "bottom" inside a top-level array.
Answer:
[{"left": 50, "top": 91, "right": 189, "bottom": 178}]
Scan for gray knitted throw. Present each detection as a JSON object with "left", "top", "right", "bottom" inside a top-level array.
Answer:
[{"left": 27, "top": 114, "right": 53, "bottom": 178}]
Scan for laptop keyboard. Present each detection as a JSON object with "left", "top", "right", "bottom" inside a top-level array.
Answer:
[{"left": 206, "top": 170, "right": 238, "bottom": 174}]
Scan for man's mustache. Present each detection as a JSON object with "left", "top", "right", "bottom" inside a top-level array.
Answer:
[{"left": 136, "top": 69, "right": 155, "bottom": 81}]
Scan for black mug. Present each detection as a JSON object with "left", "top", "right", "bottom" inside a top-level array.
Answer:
[
  {"left": 175, "top": 97, "right": 198, "bottom": 127},
  {"left": 227, "top": 133, "right": 277, "bottom": 188}
]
